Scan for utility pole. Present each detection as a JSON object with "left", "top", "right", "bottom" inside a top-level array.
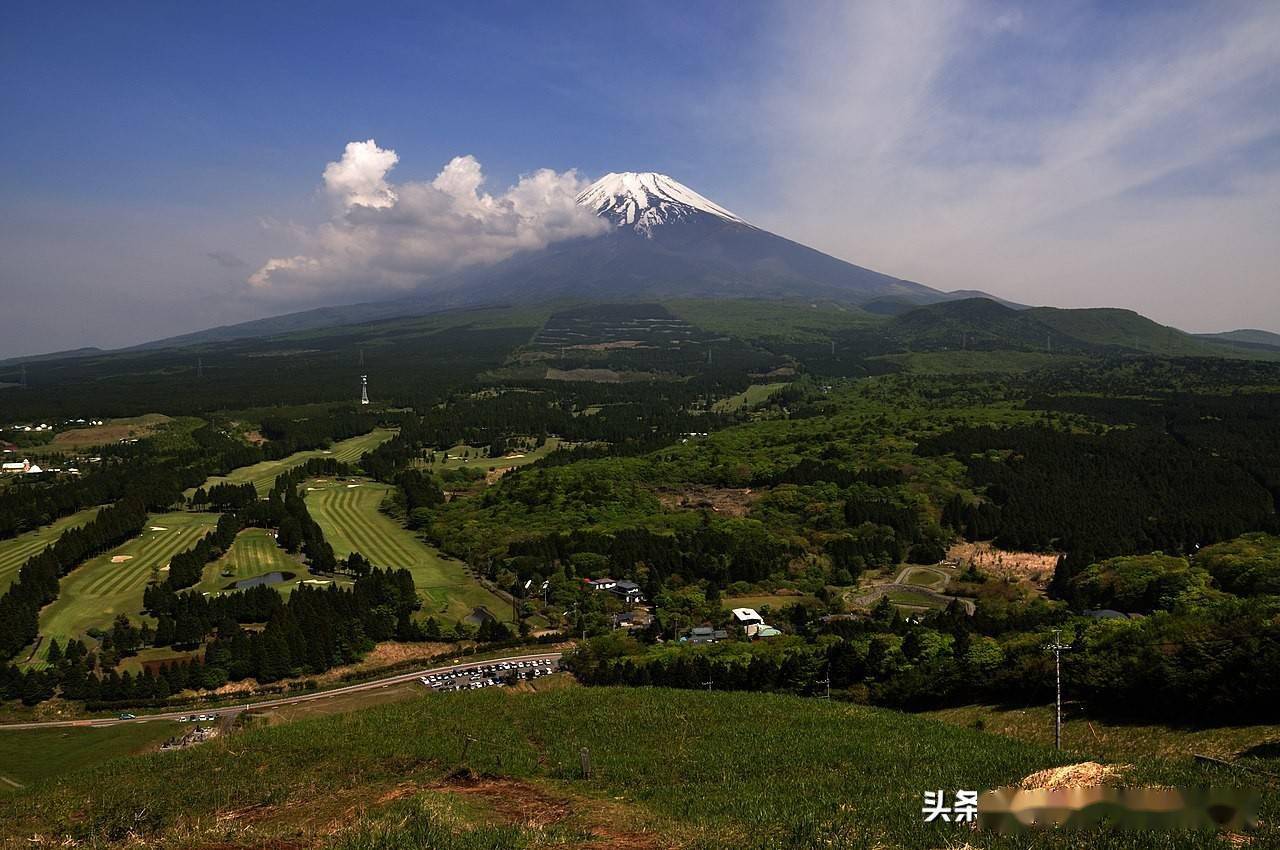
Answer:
[
  {"left": 1045, "top": 629, "right": 1073, "bottom": 750},
  {"left": 196, "top": 357, "right": 203, "bottom": 379},
  {"left": 19, "top": 365, "right": 27, "bottom": 389},
  {"left": 817, "top": 663, "right": 831, "bottom": 699}
]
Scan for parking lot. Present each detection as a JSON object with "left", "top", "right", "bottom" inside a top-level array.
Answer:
[{"left": 419, "top": 657, "right": 560, "bottom": 692}]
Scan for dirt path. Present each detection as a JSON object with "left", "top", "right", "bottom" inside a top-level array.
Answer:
[{"left": 435, "top": 771, "right": 665, "bottom": 849}]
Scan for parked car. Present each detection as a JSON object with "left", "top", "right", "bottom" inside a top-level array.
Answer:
[{"left": 118, "top": 713, "right": 136, "bottom": 720}]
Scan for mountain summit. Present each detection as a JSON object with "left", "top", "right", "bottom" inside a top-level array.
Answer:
[
  {"left": 128, "top": 172, "right": 1013, "bottom": 349},
  {"left": 577, "top": 172, "right": 748, "bottom": 235}
]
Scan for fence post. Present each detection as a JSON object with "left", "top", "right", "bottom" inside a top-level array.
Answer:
[{"left": 579, "top": 747, "right": 592, "bottom": 780}]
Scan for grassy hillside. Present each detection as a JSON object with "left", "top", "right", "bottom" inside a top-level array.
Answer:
[
  {"left": 1026, "top": 306, "right": 1221, "bottom": 356},
  {"left": 0, "top": 687, "right": 1270, "bottom": 849}
]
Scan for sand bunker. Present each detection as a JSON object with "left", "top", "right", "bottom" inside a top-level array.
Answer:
[
  {"left": 346, "top": 483, "right": 360, "bottom": 488},
  {"left": 1020, "top": 762, "right": 1128, "bottom": 789},
  {"left": 149, "top": 526, "right": 168, "bottom": 531},
  {"left": 109, "top": 555, "right": 134, "bottom": 563}
]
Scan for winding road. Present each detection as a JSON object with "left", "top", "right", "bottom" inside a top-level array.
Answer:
[{"left": 0, "top": 651, "right": 565, "bottom": 731}]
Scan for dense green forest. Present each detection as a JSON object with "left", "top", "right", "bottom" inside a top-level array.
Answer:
[{"left": 1, "top": 300, "right": 1278, "bottom": 727}]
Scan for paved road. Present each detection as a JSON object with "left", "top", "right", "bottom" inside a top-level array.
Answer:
[{"left": 0, "top": 651, "right": 565, "bottom": 731}]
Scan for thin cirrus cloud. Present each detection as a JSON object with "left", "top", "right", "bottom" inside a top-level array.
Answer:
[
  {"left": 744, "top": 1, "right": 1280, "bottom": 332},
  {"left": 247, "top": 140, "right": 608, "bottom": 301}
]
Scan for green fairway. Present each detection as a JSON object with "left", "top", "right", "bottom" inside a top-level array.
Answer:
[
  {"left": 305, "top": 479, "right": 510, "bottom": 622},
  {"left": 190, "top": 428, "right": 395, "bottom": 497},
  {"left": 417, "top": 436, "right": 562, "bottom": 472},
  {"left": 0, "top": 506, "right": 101, "bottom": 593},
  {"left": 0, "top": 723, "right": 178, "bottom": 793},
  {"left": 197, "top": 527, "right": 307, "bottom": 595},
  {"left": 36, "top": 512, "right": 221, "bottom": 656}
]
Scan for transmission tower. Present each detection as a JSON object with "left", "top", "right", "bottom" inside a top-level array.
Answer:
[{"left": 360, "top": 374, "right": 370, "bottom": 406}]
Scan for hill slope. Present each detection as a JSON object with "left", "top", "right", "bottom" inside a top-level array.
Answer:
[{"left": 0, "top": 687, "right": 1266, "bottom": 849}]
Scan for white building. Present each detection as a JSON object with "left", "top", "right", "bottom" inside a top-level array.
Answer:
[{"left": 1, "top": 459, "right": 30, "bottom": 474}]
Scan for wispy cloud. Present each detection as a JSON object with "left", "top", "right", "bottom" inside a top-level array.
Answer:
[
  {"left": 248, "top": 141, "right": 608, "bottom": 301},
  {"left": 747, "top": 1, "right": 1280, "bottom": 331}
]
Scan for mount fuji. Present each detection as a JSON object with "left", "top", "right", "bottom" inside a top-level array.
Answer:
[
  {"left": 135, "top": 172, "right": 1011, "bottom": 349},
  {"left": 423, "top": 170, "right": 962, "bottom": 307}
]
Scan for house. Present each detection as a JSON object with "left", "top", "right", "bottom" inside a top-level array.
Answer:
[
  {"left": 730, "top": 607, "right": 765, "bottom": 628},
  {"left": 1, "top": 459, "right": 30, "bottom": 474},
  {"left": 24, "top": 464, "right": 43, "bottom": 475},
  {"left": 608, "top": 580, "right": 645, "bottom": 604},
  {"left": 683, "top": 626, "right": 729, "bottom": 645},
  {"left": 583, "top": 578, "right": 618, "bottom": 591}
]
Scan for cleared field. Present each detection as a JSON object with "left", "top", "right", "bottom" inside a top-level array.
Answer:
[
  {"left": 0, "top": 506, "right": 101, "bottom": 593},
  {"left": 190, "top": 429, "right": 394, "bottom": 497},
  {"left": 0, "top": 723, "right": 177, "bottom": 793},
  {"left": 885, "top": 588, "right": 949, "bottom": 610},
  {"left": 36, "top": 512, "right": 221, "bottom": 655},
  {"left": 902, "top": 566, "right": 948, "bottom": 590},
  {"left": 305, "top": 480, "right": 511, "bottom": 622},
  {"left": 197, "top": 527, "right": 305, "bottom": 595},
  {"left": 711, "top": 382, "right": 787, "bottom": 413},
  {"left": 48, "top": 413, "right": 172, "bottom": 450}
]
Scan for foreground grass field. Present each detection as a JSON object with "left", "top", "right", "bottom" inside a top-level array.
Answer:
[
  {"left": 0, "top": 506, "right": 100, "bottom": 593},
  {"left": 1, "top": 687, "right": 1270, "bottom": 849},
  {"left": 0, "top": 723, "right": 176, "bottom": 793},
  {"left": 305, "top": 479, "right": 510, "bottom": 622},
  {"left": 190, "top": 428, "right": 395, "bottom": 496},
  {"left": 35, "top": 512, "right": 220, "bottom": 658}
]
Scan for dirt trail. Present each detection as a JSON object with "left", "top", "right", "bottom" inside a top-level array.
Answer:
[{"left": 435, "top": 770, "right": 664, "bottom": 849}]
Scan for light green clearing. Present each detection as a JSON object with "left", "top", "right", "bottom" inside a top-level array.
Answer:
[
  {"left": 0, "top": 723, "right": 177, "bottom": 793},
  {"left": 416, "top": 437, "right": 562, "bottom": 472},
  {"left": 712, "top": 382, "right": 787, "bottom": 413},
  {"left": 36, "top": 512, "right": 221, "bottom": 657},
  {"left": 0, "top": 506, "right": 101, "bottom": 594},
  {"left": 189, "top": 429, "right": 394, "bottom": 497},
  {"left": 197, "top": 527, "right": 311, "bottom": 596},
  {"left": 722, "top": 594, "right": 818, "bottom": 612},
  {"left": 305, "top": 479, "right": 511, "bottom": 622},
  {"left": 885, "top": 588, "right": 948, "bottom": 610},
  {"left": 903, "top": 567, "right": 949, "bottom": 590}
]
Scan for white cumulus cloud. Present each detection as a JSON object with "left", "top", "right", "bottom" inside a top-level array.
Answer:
[{"left": 249, "top": 142, "right": 608, "bottom": 299}]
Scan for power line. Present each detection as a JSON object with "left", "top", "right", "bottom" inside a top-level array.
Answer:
[{"left": 1045, "top": 628, "right": 1073, "bottom": 750}]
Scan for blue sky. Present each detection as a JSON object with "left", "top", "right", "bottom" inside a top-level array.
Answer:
[{"left": 2, "top": 1, "right": 1278, "bottom": 356}]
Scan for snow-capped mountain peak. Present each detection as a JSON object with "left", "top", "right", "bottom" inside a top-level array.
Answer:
[{"left": 577, "top": 172, "right": 747, "bottom": 236}]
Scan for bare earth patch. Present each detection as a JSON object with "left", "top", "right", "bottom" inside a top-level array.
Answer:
[
  {"left": 109, "top": 555, "right": 133, "bottom": 563},
  {"left": 655, "top": 485, "right": 759, "bottom": 518},
  {"left": 435, "top": 770, "right": 663, "bottom": 849},
  {"left": 949, "top": 541, "right": 1059, "bottom": 589}
]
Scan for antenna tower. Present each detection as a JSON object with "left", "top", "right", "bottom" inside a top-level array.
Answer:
[{"left": 360, "top": 374, "right": 370, "bottom": 406}]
